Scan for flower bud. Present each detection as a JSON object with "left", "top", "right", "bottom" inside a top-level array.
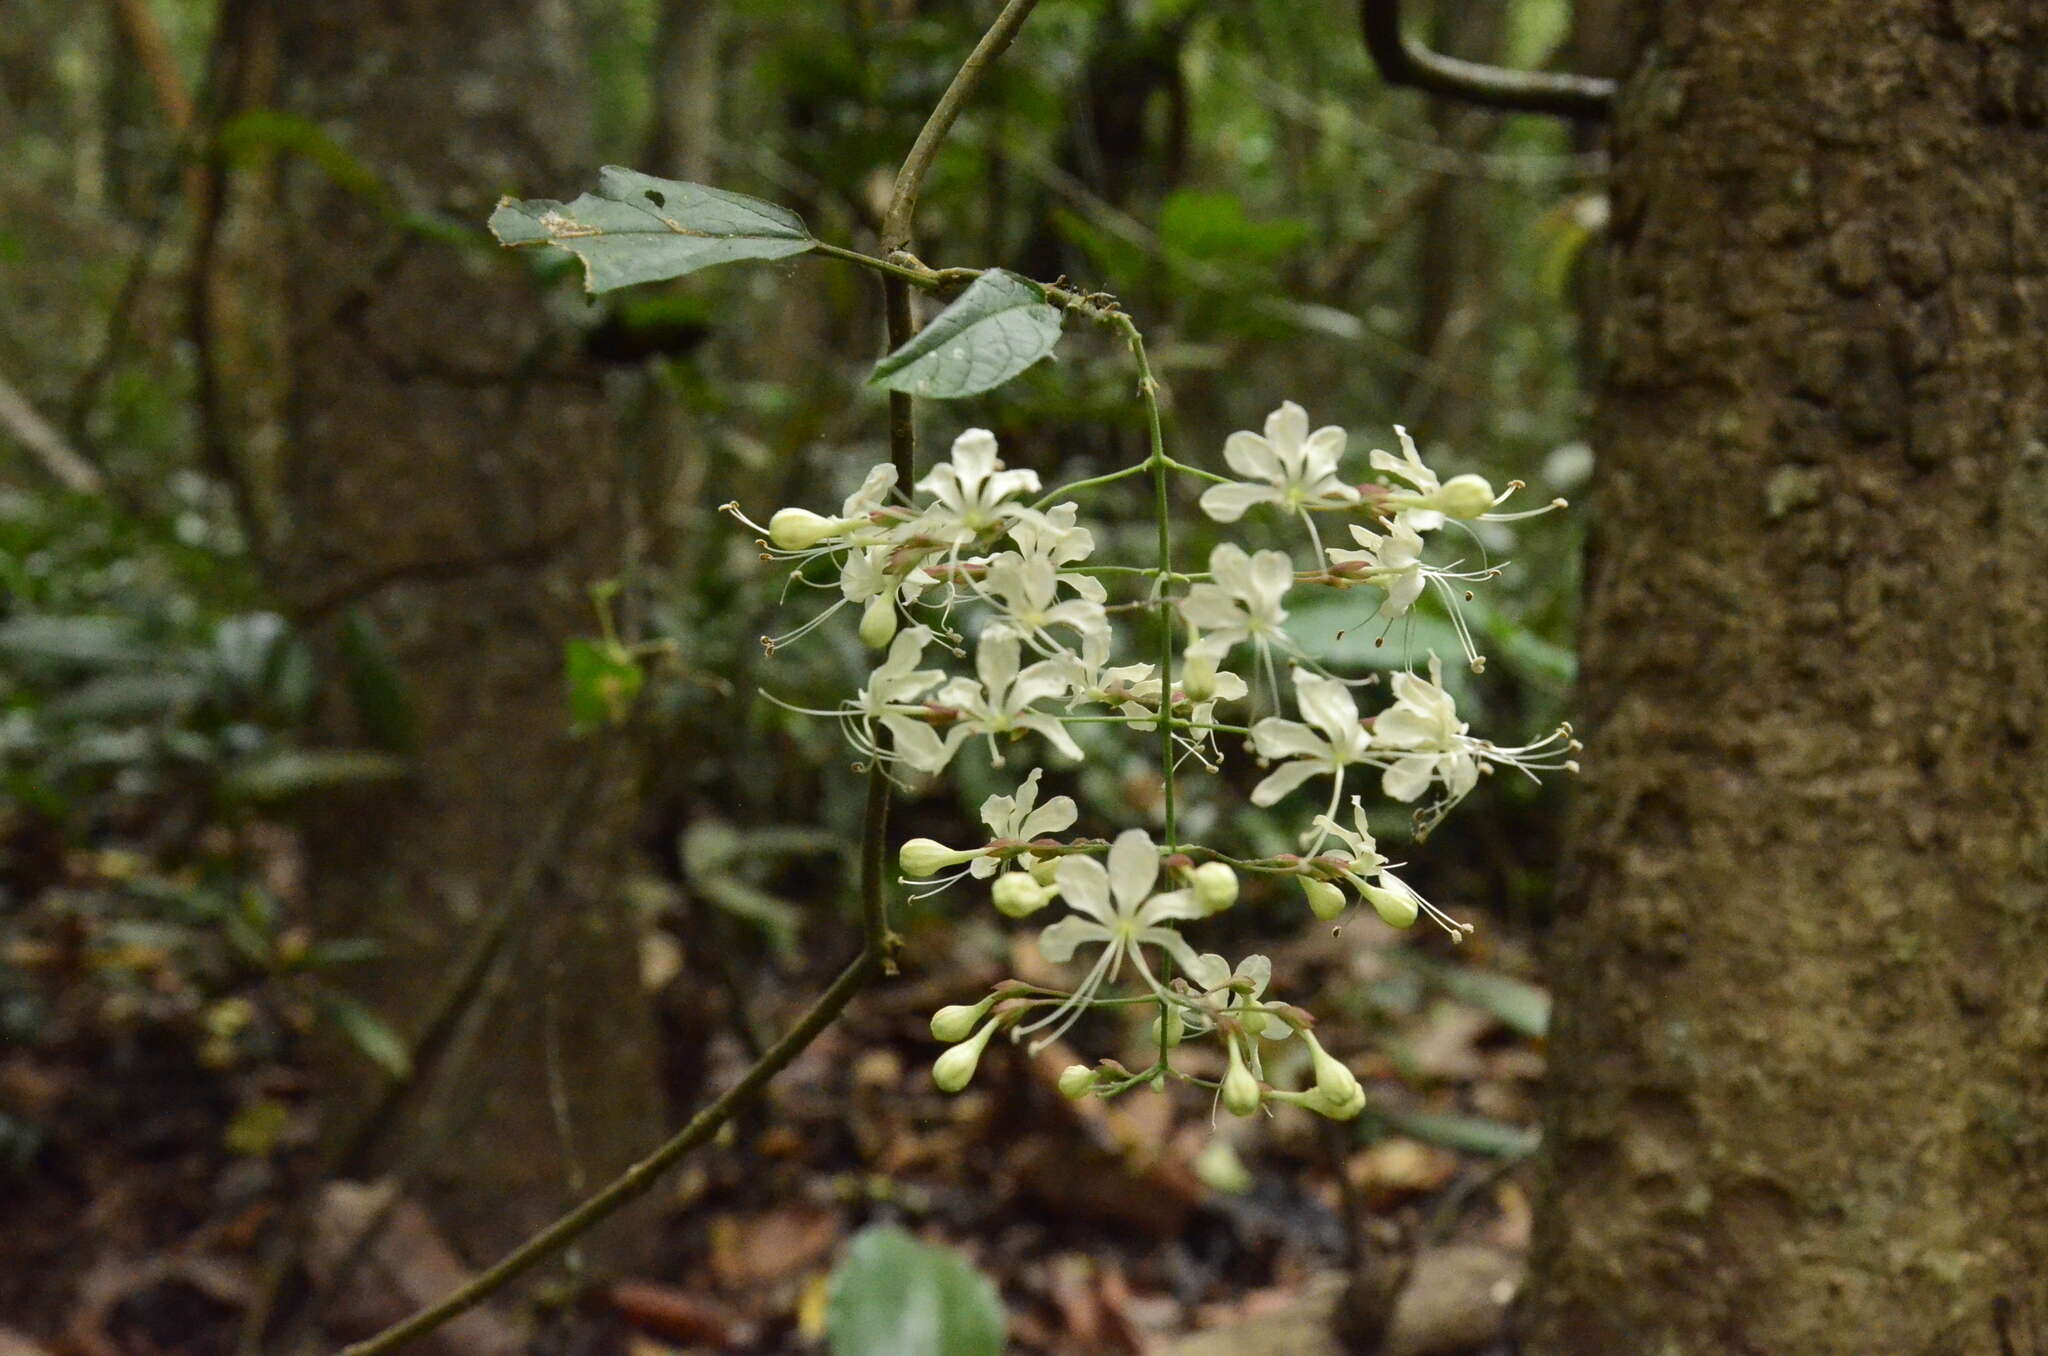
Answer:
[
  {"left": 859, "top": 594, "right": 898, "bottom": 649},
  {"left": 1220, "top": 1038, "right": 1262, "bottom": 1118},
  {"left": 1435, "top": 473, "right": 1497, "bottom": 520},
  {"left": 1302, "top": 1031, "right": 1361, "bottom": 1105},
  {"left": 899, "top": 837, "right": 977, "bottom": 878},
  {"left": 1057, "top": 1064, "right": 1097, "bottom": 1100},
  {"left": 929, "top": 994, "right": 997, "bottom": 1044},
  {"left": 931, "top": 1019, "right": 998, "bottom": 1093},
  {"left": 1363, "top": 880, "right": 1418, "bottom": 929},
  {"left": 991, "top": 871, "right": 1053, "bottom": 918},
  {"left": 1190, "top": 862, "right": 1239, "bottom": 914},
  {"left": 767, "top": 507, "right": 844, "bottom": 551},
  {"left": 1146, "top": 1004, "right": 1185, "bottom": 1050},
  {"left": 1300, "top": 876, "right": 1347, "bottom": 921},
  {"left": 1182, "top": 648, "right": 1219, "bottom": 703},
  {"left": 1314, "top": 1079, "right": 1367, "bottom": 1120}
]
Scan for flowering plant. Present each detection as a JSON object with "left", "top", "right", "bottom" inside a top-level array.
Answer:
[{"left": 730, "top": 392, "right": 1574, "bottom": 1120}]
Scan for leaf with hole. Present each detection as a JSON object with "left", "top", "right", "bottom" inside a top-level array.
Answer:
[
  {"left": 868, "top": 269, "right": 1063, "bottom": 398},
  {"left": 489, "top": 167, "right": 814, "bottom": 293}
]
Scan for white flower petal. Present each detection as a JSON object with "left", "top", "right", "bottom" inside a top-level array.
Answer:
[
  {"left": 1107, "top": 829, "right": 1160, "bottom": 911},
  {"left": 1038, "top": 915, "right": 1111, "bottom": 964},
  {"left": 1264, "top": 401, "right": 1309, "bottom": 455},
  {"left": 1251, "top": 716, "right": 1330, "bottom": 762},
  {"left": 1222, "top": 430, "right": 1283, "bottom": 482},
  {"left": 1251, "top": 756, "right": 1328, "bottom": 807},
  {"left": 1021, "top": 794, "right": 1078, "bottom": 838},
  {"left": 1052, "top": 855, "right": 1115, "bottom": 924},
  {"left": 1199, "top": 481, "right": 1280, "bottom": 524},
  {"left": 1292, "top": 669, "right": 1360, "bottom": 748},
  {"left": 1382, "top": 753, "right": 1438, "bottom": 802}
]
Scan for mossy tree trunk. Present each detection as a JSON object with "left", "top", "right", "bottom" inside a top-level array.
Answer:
[
  {"left": 1525, "top": 2, "right": 2048, "bottom": 1350},
  {"left": 264, "top": 0, "right": 662, "bottom": 1266}
]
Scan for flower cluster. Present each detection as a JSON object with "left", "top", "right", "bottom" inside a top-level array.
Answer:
[{"left": 730, "top": 402, "right": 1574, "bottom": 1123}]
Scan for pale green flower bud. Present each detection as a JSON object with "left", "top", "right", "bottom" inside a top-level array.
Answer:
[
  {"left": 1220, "top": 1038, "right": 1262, "bottom": 1118},
  {"left": 1193, "top": 1138, "right": 1254, "bottom": 1194},
  {"left": 932, "top": 1019, "right": 998, "bottom": 1093},
  {"left": 859, "top": 594, "right": 899, "bottom": 649},
  {"left": 1300, "top": 876, "right": 1347, "bottom": 921},
  {"left": 1057, "top": 1064, "right": 1097, "bottom": 1100},
  {"left": 1191, "top": 861, "right": 1239, "bottom": 914},
  {"left": 992, "top": 871, "right": 1053, "bottom": 918},
  {"left": 1435, "top": 473, "right": 1497, "bottom": 520},
  {"left": 1314, "top": 1079, "right": 1367, "bottom": 1120},
  {"left": 1146, "top": 1004, "right": 1185, "bottom": 1050},
  {"left": 768, "top": 507, "right": 844, "bottom": 550},
  {"left": 1182, "top": 648, "right": 1219, "bottom": 703},
  {"left": 929, "top": 994, "right": 997, "bottom": 1044},
  {"left": 1302, "top": 1031, "right": 1361, "bottom": 1105},
  {"left": 1363, "top": 881, "right": 1419, "bottom": 929},
  {"left": 899, "top": 837, "right": 978, "bottom": 878}
]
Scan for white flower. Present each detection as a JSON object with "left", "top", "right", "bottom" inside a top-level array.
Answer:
[
  {"left": 1371, "top": 425, "right": 1450, "bottom": 533},
  {"left": 1199, "top": 401, "right": 1360, "bottom": 523},
  {"left": 1326, "top": 519, "right": 1428, "bottom": 618},
  {"left": 1015, "top": 829, "right": 1208, "bottom": 1051},
  {"left": 1248, "top": 668, "right": 1370, "bottom": 808},
  {"left": 1005, "top": 503, "right": 1106, "bottom": 601},
  {"left": 1325, "top": 518, "right": 1497, "bottom": 671},
  {"left": 1185, "top": 953, "right": 1291, "bottom": 1064},
  {"left": 843, "top": 625, "right": 945, "bottom": 760},
  {"left": 1370, "top": 655, "right": 1480, "bottom": 805},
  {"left": 1372, "top": 426, "right": 1567, "bottom": 527},
  {"left": 934, "top": 630, "right": 1082, "bottom": 765},
  {"left": 972, "top": 767, "right": 1077, "bottom": 878},
  {"left": 1366, "top": 654, "right": 1578, "bottom": 836},
  {"left": 1178, "top": 543, "right": 1294, "bottom": 656},
  {"left": 913, "top": 428, "right": 1041, "bottom": 545},
  {"left": 980, "top": 551, "right": 1110, "bottom": 654}
]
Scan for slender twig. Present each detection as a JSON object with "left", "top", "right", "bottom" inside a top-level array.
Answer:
[
  {"left": 1357, "top": 0, "right": 1614, "bottom": 120},
  {"left": 108, "top": 0, "right": 195, "bottom": 131},
  {"left": 1120, "top": 317, "right": 1179, "bottom": 852},
  {"left": 880, "top": 0, "right": 1044, "bottom": 252},
  {"left": 0, "top": 372, "right": 104, "bottom": 493},
  {"left": 336, "top": 951, "right": 881, "bottom": 1356}
]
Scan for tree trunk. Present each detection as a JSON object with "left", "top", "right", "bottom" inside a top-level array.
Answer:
[
  {"left": 1525, "top": 3, "right": 2048, "bottom": 1352},
  {"left": 265, "top": 0, "right": 662, "bottom": 1266}
]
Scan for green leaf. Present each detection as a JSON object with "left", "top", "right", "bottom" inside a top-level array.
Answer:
[
  {"left": 314, "top": 992, "right": 412, "bottom": 1080},
  {"left": 46, "top": 671, "right": 206, "bottom": 721},
  {"left": 868, "top": 269, "right": 1063, "bottom": 399},
  {"left": 339, "top": 610, "right": 419, "bottom": 752},
  {"left": 1395, "top": 953, "right": 1551, "bottom": 1038},
  {"left": 0, "top": 615, "right": 151, "bottom": 668},
  {"left": 220, "top": 749, "right": 409, "bottom": 804},
  {"left": 825, "top": 1226, "right": 1005, "bottom": 1356},
  {"left": 565, "top": 638, "right": 644, "bottom": 731},
  {"left": 1372, "top": 1108, "right": 1538, "bottom": 1159},
  {"left": 489, "top": 167, "right": 815, "bottom": 294}
]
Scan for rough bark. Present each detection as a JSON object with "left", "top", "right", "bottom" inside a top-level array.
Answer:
[
  {"left": 265, "top": 0, "right": 661, "bottom": 1265},
  {"left": 1525, "top": 2, "right": 2048, "bottom": 1352}
]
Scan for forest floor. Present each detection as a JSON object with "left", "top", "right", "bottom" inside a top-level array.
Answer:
[{"left": 0, "top": 825, "right": 1545, "bottom": 1356}]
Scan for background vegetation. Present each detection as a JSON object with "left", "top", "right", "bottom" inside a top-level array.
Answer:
[{"left": 4, "top": 1, "right": 1602, "bottom": 1350}]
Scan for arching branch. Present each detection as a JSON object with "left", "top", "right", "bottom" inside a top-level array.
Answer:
[{"left": 1359, "top": 0, "right": 1615, "bottom": 120}]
